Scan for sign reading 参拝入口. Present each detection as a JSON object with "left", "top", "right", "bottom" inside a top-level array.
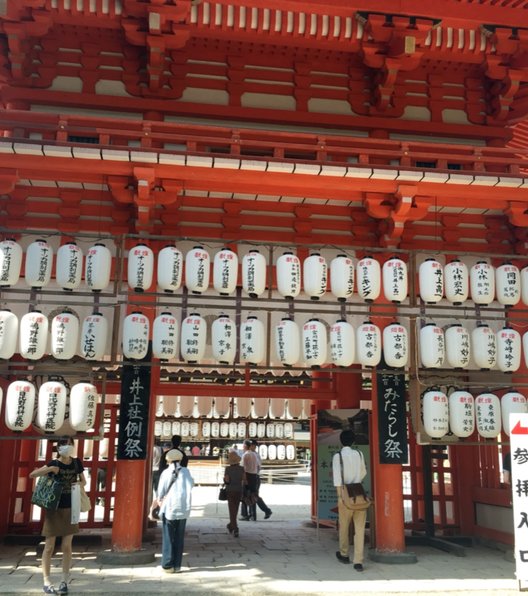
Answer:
[
  {"left": 509, "top": 413, "right": 528, "bottom": 582},
  {"left": 376, "top": 370, "right": 408, "bottom": 464}
]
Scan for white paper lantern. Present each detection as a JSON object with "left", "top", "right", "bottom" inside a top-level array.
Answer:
[
  {"left": 287, "top": 399, "right": 303, "bottom": 419},
  {"left": 197, "top": 395, "right": 213, "bottom": 417},
  {"left": 523, "top": 331, "right": 528, "bottom": 369},
  {"left": 213, "top": 248, "right": 238, "bottom": 295},
  {"left": 303, "top": 253, "right": 327, "bottom": 300},
  {"left": 470, "top": 261, "right": 495, "bottom": 305},
  {"left": 419, "top": 258, "right": 443, "bottom": 304},
  {"left": 252, "top": 398, "right": 269, "bottom": 418},
  {"left": 163, "top": 395, "right": 179, "bottom": 416},
  {"left": 330, "top": 320, "right": 355, "bottom": 367},
  {"left": 153, "top": 312, "right": 179, "bottom": 360},
  {"left": 270, "top": 398, "right": 286, "bottom": 419},
  {"left": 419, "top": 323, "right": 445, "bottom": 368},
  {"left": 210, "top": 421, "right": 220, "bottom": 437},
  {"left": 157, "top": 245, "right": 183, "bottom": 293},
  {"left": 330, "top": 254, "right": 354, "bottom": 302},
  {"left": 5, "top": 380, "right": 35, "bottom": 431},
  {"left": 56, "top": 242, "right": 83, "bottom": 291},
  {"left": 356, "top": 321, "right": 382, "bottom": 367},
  {"left": 383, "top": 322, "right": 408, "bottom": 368},
  {"left": 475, "top": 393, "right": 501, "bottom": 439},
  {"left": 444, "top": 259, "right": 469, "bottom": 305},
  {"left": 383, "top": 256, "right": 408, "bottom": 304},
  {"left": 128, "top": 243, "right": 154, "bottom": 292},
  {"left": 214, "top": 396, "right": 231, "bottom": 418},
  {"left": 0, "top": 309, "right": 18, "bottom": 359},
  {"left": 448, "top": 390, "right": 475, "bottom": 438},
  {"left": 181, "top": 313, "right": 207, "bottom": 363},
  {"left": 275, "top": 318, "right": 300, "bottom": 367},
  {"left": 69, "top": 382, "right": 98, "bottom": 431},
  {"left": 242, "top": 249, "right": 267, "bottom": 298},
  {"left": 236, "top": 397, "right": 252, "bottom": 418},
  {"left": 471, "top": 324, "right": 497, "bottom": 370},
  {"left": 25, "top": 239, "right": 52, "bottom": 288},
  {"left": 212, "top": 314, "right": 236, "bottom": 364},
  {"left": 80, "top": 313, "right": 108, "bottom": 360},
  {"left": 122, "top": 312, "right": 149, "bottom": 360},
  {"left": 522, "top": 266, "right": 528, "bottom": 306},
  {"left": 240, "top": 316, "right": 266, "bottom": 365},
  {"left": 37, "top": 381, "right": 67, "bottom": 433},
  {"left": 0, "top": 238, "right": 22, "bottom": 287},
  {"left": 497, "top": 326, "right": 521, "bottom": 372},
  {"left": 445, "top": 324, "right": 470, "bottom": 369},
  {"left": 228, "top": 421, "right": 238, "bottom": 438},
  {"left": 51, "top": 312, "right": 79, "bottom": 360},
  {"left": 277, "top": 252, "right": 301, "bottom": 299},
  {"left": 302, "top": 318, "right": 327, "bottom": 368},
  {"left": 19, "top": 311, "right": 48, "bottom": 360},
  {"left": 495, "top": 262, "right": 521, "bottom": 306},
  {"left": 85, "top": 243, "right": 112, "bottom": 292},
  {"left": 501, "top": 392, "right": 527, "bottom": 436},
  {"left": 356, "top": 257, "right": 381, "bottom": 302},
  {"left": 422, "top": 390, "right": 449, "bottom": 438},
  {"left": 179, "top": 395, "right": 195, "bottom": 417},
  {"left": 185, "top": 246, "right": 210, "bottom": 294}
]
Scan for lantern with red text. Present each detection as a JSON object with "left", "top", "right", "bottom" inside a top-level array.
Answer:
[
  {"left": 419, "top": 323, "right": 445, "bottom": 368},
  {"left": 383, "top": 323, "right": 409, "bottom": 368},
  {"left": 423, "top": 390, "right": 449, "bottom": 438},
  {"left": 181, "top": 313, "right": 206, "bottom": 363},
  {"left": 356, "top": 322, "right": 381, "bottom": 367},
  {"left": 0, "top": 238, "right": 22, "bottom": 287},
  {"left": 383, "top": 256, "right": 408, "bottom": 304},
  {"left": 69, "top": 382, "right": 98, "bottom": 431},
  {"left": 302, "top": 318, "right": 327, "bottom": 368},
  {"left": 240, "top": 316, "right": 266, "bottom": 365},
  {"left": 470, "top": 261, "right": 495, "bottom": 305},
  {"left": 0, "top": 309, "right": 18, "bottom": 359},
  {"left": 85, "top": 243, "right": 112, "bottom": 292},
  {"left": 303, "top": 253, "right": 327, "bottom": 300},
  {"left": 475, "top": 393, "right": 501, "bottom": 438},
  {"left": 356, "top": 257, "right": 381, "bottom": 302},
  {"left": 157, "top": 245, "right": 183, "bottom": 293},
  {"left": 496, "top": 262, "right": 521, "bottom": 306},
  {"left": 128, "top": 243, "right": 154, "bottom": 292},
  {"left": 419, "top": 258, "right": 443, "bottom": 304},
  {"left": 330, "top": 320, "right": 355, "bottom": 367},
  {"left": 213, "top": 248, "right": 238, "bottom": 295},
  {"left": 37, "top": 381, "right": 67, "bottom": 433},
  {"left": 445, "top": 324, "right": 470, "bottom": 369},
  {"left": 122, "top": 312, "right": 149, "bottom": 360},
  {"left": 471, "top": 324, "right": 497, "bottom": 370},
  {"left": 153, "top": 312, "right": 178, "bottom": 360},
  {"left": 448, "top": 391, "right": 475, "bottom": 438},
  {"left": 444, "top": 259, "right": 469, "bottom": 305},
  {"left": 56, "top": 242, "right": 83, "bottom": 291},
  {"left": 25, "top": 239, "right": 52, "bottom": 288},
  {"left": 185, "top": 246, "right": 210, "bottom": 294},
  {"left": 212, "top": 314, "right": 236, "bottom": 364},
  {"left": 330, "top": 254, "right": 354, "bottom": 302},
  {"left": 51, "top": 312, "right": 79, "bottom": 360},
  {"left": 276, "top": 252, "right": 301, "bottom": 299},
  {"left": 242, "top": 249, "right": 266, "bottom": 298},
  {"left": 80, "top": 313, "right": 108, "bottom": 360},
  {"left": 20, "top": 311, "right": 48, "bottom": 360},
  {"left": 501, "top": 392, "right": 527, "bottom": 436},
  {"left": 5, "top": 380, "right": 35, "bottom": 431},
  {"left": 275, "top": 318, "right": 300, "bottom": 367},
  {"left": 497, "top": 326, "right": 521, "bottom": 372}
]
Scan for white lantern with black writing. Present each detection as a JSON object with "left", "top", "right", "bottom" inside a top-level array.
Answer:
[
  {"left": 445, "top": 324, "right": 470, "bottom": 369},
  {"left": 275, "top": 317, "right": 300, "bottom": 367},
  {"left": 471, "top": 324, "right": 497, "bottom": 370},
  {"left": 501, "top": 392, "right": 527, "bottom": 436},
  {"left": 19, "top": 311, "right": 48, "bottom": 360},
  {"left": 56, "top": 242, "right": 83, "bottom": 291},
  {"left": 122, "top": 312, "right": 149, "bottom": 360},
  {"left": 0, "top": 309, "right": 18, "bottom": 359},
  {"left": 356, "top": 321, "right": 382, "bottom": 367},
  {"left": 153, "top": 312, "right": 178, "bottom": 360},
  {"left": 422, "top": 390, "right": 449, "bottom": 438},
  {"left": 383, "top": 323, "right": 408, "bottom": 368},
  {"left": 0, "top": 238, "right": 22, "bottom": 287},
  {"left": 181, "top": 313, "right": 207, "bottom": 363},
  {"left": 212, "top": 314, "right": 236, "bottom": 364},
  {"left": 470, "top": 261, "right": 495, "bottom": 305},
  {"left": 25, "top": 239, "right": 52, "bottom": 288},
  {"left": 242, "top": 249, "right": 266, "bottom": 298},
  {"left": 383, "top": 256, "right": 408, "bottom": 303},
  {"left": 128, "top": 243, "right": 154, "bottom": 292},
  {"left": 302, "top": 318, "right": 327, "bottom": 368},
  {"left": 330, "top": 254, "right": 354, "bottom": 302},
  {"left": 444, "top": 259, "right": 468, "bottom": 305},
  {"left": 449, "top": 390, "right": 475, "bottom": 438},
  {"left": 85, "top": 243, "right": 112, "bottom": 292},
  {"left": 356, "top": 257, "right": 381, "bottom": 302},
  {"left": 475, "top": 393, "right": 501, "bottom": 439},
  {"left": 419, "top": 258, "right": 443, "bottom": 304},
  {"left": 80, "top": 313, "right": 108, "bottom": 360},
  {"left": 37, "top": 381, "right": 67, "bottom": 433},
  {"left": 496, "top": 262, "right": 521, "bottom": 306},
  {"left": 497, "top": 326, "right": 521, "bottom": 372},
  {"left": 5, "top": 380, "right": 35, "bottom": 431},
  {"left": 419, "top": 323, "right": 445, "bottom": 368},
  {"left": 213, "top": 248, "right": 238, "bottom": 295},
  {"left": 185, "top": 246, "right": 210, "bottom": 294},
  {"left": 276, "top": 252, "right": 301, "bottom": 299},
  {"left": 240, "top": 316, "right": 266, "bottom": 365},
  {"left": 69, "top": 382, "right": 98, "bottom": 431},
  {"left": 330, "top": 320, "right": 355, "bottom": 367},
  {"left": 157, "top": 245, "right": 183, "bottom": 293},
  {"left": 303, "top": 253, "right": 327, "bottom": 300},
  {"left": 522, "top": 266, "right": 528, "bottom": 306},
  {"left": 51, "top": 312, "right": 79, "bottom": 360}
]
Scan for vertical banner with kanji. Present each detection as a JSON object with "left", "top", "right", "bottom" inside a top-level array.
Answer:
[
  {"left": 509, "top": 413, "right": 528, "bottom": 581},
  {"left": 117, "top": 359, "right": 151, "bottom": 460},
  {"left": 376, "top": 370, "right": 408, "bottom": 464}
]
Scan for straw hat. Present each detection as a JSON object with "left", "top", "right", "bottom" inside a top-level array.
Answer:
[
  {"left": 228, "top": 450, "right": 241, "bottom": 465},
  {"left": 166, "top": 448, "right": 184, "bottom": 463}
]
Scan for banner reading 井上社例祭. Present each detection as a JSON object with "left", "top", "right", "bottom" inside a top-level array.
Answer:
[{"left": 316, "top": 409, "right": 370, "bottom": 525}]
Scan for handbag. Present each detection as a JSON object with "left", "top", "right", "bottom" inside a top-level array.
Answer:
[
  {"left": 339, "top": 451, "right": 372, "bottom": 512},
  {"left": 218, "top": 485, "right": 228, "bottom": 501},
  {"left": 74, "top": 459, "right": 91, "bottom": 513},
  {"left": 31, "top": 475, "right": 63, "bottom": 510}
]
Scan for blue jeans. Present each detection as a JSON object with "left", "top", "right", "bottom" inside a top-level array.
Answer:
[{"left": 161, "top": 516, "right": 187, "bottom": 570}]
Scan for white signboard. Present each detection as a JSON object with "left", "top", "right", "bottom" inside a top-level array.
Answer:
[{"left": 509, "top": 413, "right": 528, "bottom": 581}]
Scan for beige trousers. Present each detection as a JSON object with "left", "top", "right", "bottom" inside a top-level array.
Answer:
[{"left": 337, "top": 490, "right": 368, "bottom": 564}]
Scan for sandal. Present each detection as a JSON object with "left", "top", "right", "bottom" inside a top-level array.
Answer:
[
  {"left": 43, "top": 586, "right": 58, "bottom": 595},
  {"left": 58, "top": 581, "right": 69, "bottom": 594}
]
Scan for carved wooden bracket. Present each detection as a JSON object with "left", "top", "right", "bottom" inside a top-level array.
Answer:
[
  {"left": 505, "top": 202, "right": 528, "bottom": 227},
  {"left": 0, "top": 168, "right": 18, "bottom": 194}
]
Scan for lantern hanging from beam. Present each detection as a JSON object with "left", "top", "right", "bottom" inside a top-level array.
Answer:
[
  {"left": 214, "top": 396, "right": 231, "bottom": 418},
  {"left": 122, "top": 312, "right": 149, "bottom": 360},
  {"left": 422, "top": 390, "right": 449, "bottom": 438},
  {"left": 383, "top": 256, "right": 408, "bottom": 304},
  {"left": 212, "top": 314, "right": 236, "bottom": 365},
  {"left": 356, "top": 321, "right": 382, "bottom": 367},
  {"left": 270, "top": 398, "right": 286, "bottom": 419},
  {"left": 287, "top": 399, "right": 303, "bottom": 419},
  {"left": 185, "top": 246, "right": 210, "bottom": 294},
  {"left": 240, "top": 316, "right": 266, "bottom": 365},
  {"left": 51, "top": 312, "right": 79, "bottom": 360},
  {"left": 444, "top": 259, "right": 468, "bottom": 305},
  {"left": 501, "top": 392, "right": 527, "bottom": 436},
  {"left": 495, "top": 262, "right": 521, "bottom": 306},
  {"left": 330, "top": 254, "right": 354, "bottom": 302},
  {"left": 0, "top": 238, "right": 22, "bottom": 287},
  {"left": 0, "top": 309, "right": 18, "bottom": 359},
  {"left": 471, "top": 324, "right": 497, "bottom": 370},
  {"left": 153, "top": 312, "right": 178, "bottom": 360},
  {"left": 275, "top": 317, "right": 300, "bottom": 367},
  {"left": 157, "top": 245, "right": 183, "bottom": 293},
  {"left": 445, "top": 324, "right": 470, "bottom": 369},
  {"left": 330, "top": 319, "right": 355, "bottom": 367},
  {"left": 37, "top": 380, "right": 68, "bottom": 433},
  {"left": 448, "top": 390, "right": 475, "bottom": 438},
  {"left": 356, "top": 256, "right": 381, "bottom": 302},
  {"left": 252, "top": 398, "right": 269, "bottom": 418},
  {"left": 80, "top": 312, "right": 108, "bottom": 360},
  {"left": 496, "top": 326, "right": 521, "bottom": 372},
  {"left": 69, "top": 382, "right": 98, "bottom": 431},
  {"left": 213, "top": 247, "right": 238, "bottom": 296},
  {"left": 383, "top": 322, "right": 408, "bottom": 368},
  {"left": 56, "top": 242, "right": 83, "bottom": 291},
  {"left": 419, "top": 258, "right": 443, "bottom": 304},
  {"left": 128, "top": 243, "right": 154, "bottom": 292},
  {"left": 475, "top": 393, "right": 501, "bottom": 439},
  {"left": 303, "top": 253, "right": 327, "bottom": 300},
  {"left": 25, "top": 239, "right": 52, "bottom": 289},
  {"left": 20, "top": 311, "right": 48, "bottom": 360},
  {"left": 419, "top": 323, "right": 445, "bottom": 368},
  {"left": 5, "top": 380, "right": 35, "bottom": 432},
  {"left": 85, "top": 243, "right": 112, "bottom": 292},
  {"left": 276, "top": 251, "right": 301, "bottom": 299},
  {"left": 302, "top": 318, "right": 327, "bottom": 368},
  {"left": 522, "top": 266, "right": 528, "bottom": 306},
  {"left": 470, "top": 261, "right": 495, "bottom": 306},
  {"left": 236, "top": 397, "right": 252, "bottom": 418},
  {"left": 181, "top": 313, "right": 207, "bottom": 363},
  {"left": 242, "top": 249, "right": 267, "bottom": 298}
]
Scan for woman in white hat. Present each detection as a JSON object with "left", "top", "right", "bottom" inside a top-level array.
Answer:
[{"left": 150, "top": 448, "right": 194, "bottom": 573}]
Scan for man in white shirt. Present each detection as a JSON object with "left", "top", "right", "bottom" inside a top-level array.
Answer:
[
  {"left": 240, "top": 440, "right": 259, "bottom": 520},
  {"left": 332, "top": 430, "right": 367, "bottom": 571}
]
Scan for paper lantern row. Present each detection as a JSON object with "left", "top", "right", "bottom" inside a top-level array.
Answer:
[
  {"left": 422, "top": 389, "right": 527, "bottom": 439},
  {"left": 420, "top": 323, "right": 528, "bottom": 372},
  {"left": 1, "top": 380, "right": 98, "bottom": 433}
]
